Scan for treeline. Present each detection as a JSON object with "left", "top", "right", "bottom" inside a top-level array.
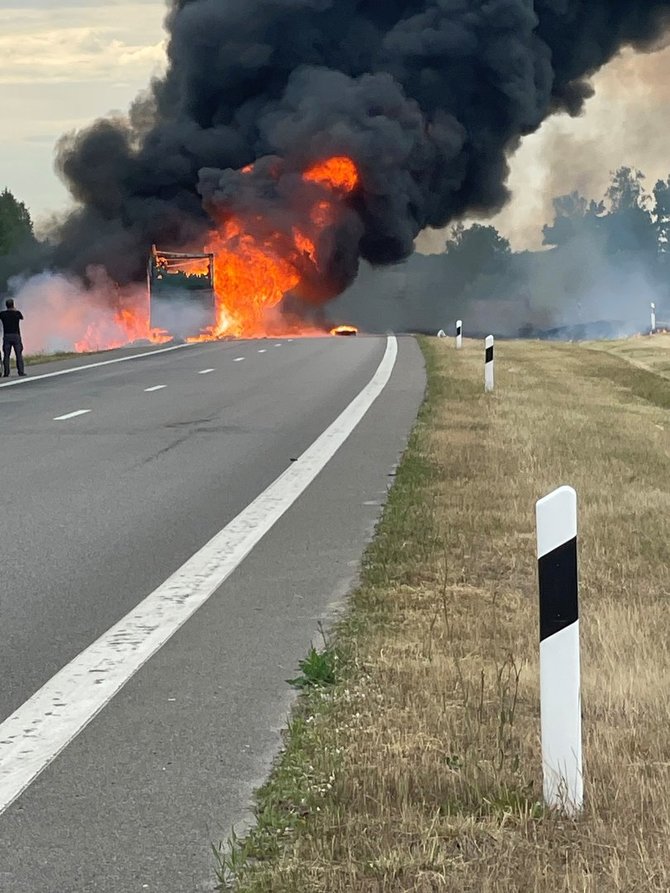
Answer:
[
  {"left": 0, "top": 188, "right": 37, "bottom": 291},
  {"left": 334, "top": 167, "right": 670, "bottom": 337}
]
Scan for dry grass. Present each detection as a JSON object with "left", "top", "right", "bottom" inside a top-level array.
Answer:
[
  {"left": 586, "top": 330, "right": 670, "bottom": 377},
  {"left": 221, "top": 336, "right": 670, "bottom": 893},
  {"left": 25, "top": 350, "right": 96, "bottom": 366}
]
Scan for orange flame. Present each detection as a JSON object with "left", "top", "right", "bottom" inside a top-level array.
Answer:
[
  {"left": 201, "top": 222, "right": 302, "bottom": 337},
  {"left": 303, "top": 156, "right": 360, "bottom": 192},
  {"left": 194, "top": 154, "right": 360, "bottom": 339},
  {"left": 72, "top": 155, "right": 360, "bottom": 351},
  {"left": 74, "top": 302, "right": 171, "bottom": 353}
]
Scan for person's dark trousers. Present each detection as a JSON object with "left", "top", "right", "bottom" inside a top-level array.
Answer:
[{"left": 3, "top": 334, "right": 24, "bottom": 376}]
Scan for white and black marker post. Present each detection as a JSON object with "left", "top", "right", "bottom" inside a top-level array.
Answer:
[
  {"left": 456, "top": 320, "right": 463, "bottom": 349},
  {"left": 536, "top": 486, "right": 583, "bottom": 816},
  {"left": 484, "top": 335, "right": 494, "bottom": 392},
  {"left": 651, "top": 302, "right": 657, "bottom": 335}
]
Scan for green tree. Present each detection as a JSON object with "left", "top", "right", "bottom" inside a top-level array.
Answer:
[
  {"left": 0, "top": 188, "right": 34, "bottom": 256},
  {"left": 441, "top": 223, "right": 515, "bottom": 304},
  {"left": 544, "top": 169, "right": 657, "bottom": 258},
  {"left": 445, "top": 223, "right": 510, "bottom": 274},
  {"left": 653, "top": 177, "right": 670, "bottom": 257},
  {"left": 603, "top": 167, "right": 656, "bottom": 256},
  {"left": 542, "top": 192, "right": 604, "bottom": 248}
]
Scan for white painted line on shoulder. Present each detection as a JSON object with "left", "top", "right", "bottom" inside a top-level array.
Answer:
[
  {"left": 53, "top": 409, "right": 91, "bottom": 421},
  {"left": 233, "top": 357, "right": 245, "bottom": 362},
  {"left": 0, "top": 336, "right": 398, "bottom": 816},
  {"left": 198, "top": 368, "right": 215, "bottom": 375},
  {"left": 144, "top": 385, "right": 167, "bottom": 392},
  {"left": 0, "top": 343, "right": 197, "bottom": 390}
]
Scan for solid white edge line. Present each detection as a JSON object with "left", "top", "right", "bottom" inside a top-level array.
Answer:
[
  {"left": 53, "top": 409, "right": 91, "bottom": 421},
  {"left": 0, "top": 336, "right": 398, "bottom": 815},
  {"left": 0, "top": 342, "right": 197, "bottom": 389},
  {"left": 144, "top": 385, "right": 167, "bottom": 392}
]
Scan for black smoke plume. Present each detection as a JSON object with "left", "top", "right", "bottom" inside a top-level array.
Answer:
[{"left": 53, "top": 0, "right": 670, "bottom": 303}]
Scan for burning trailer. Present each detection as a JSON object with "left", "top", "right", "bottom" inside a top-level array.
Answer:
[{"left": 148, "top": 245, "right": 216, "bottom": 340}]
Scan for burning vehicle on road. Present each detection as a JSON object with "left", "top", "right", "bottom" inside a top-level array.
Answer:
[
  {"left": 148, "top": 245, "right": 216, "bottom": 340},
  {"left": 330, "top": 324, "right": 358, "bottom": 336}
]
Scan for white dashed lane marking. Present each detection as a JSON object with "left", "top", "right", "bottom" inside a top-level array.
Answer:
[
  {"left": 53, "top": 410, "right": 91, "bottom": 421},
  {"left": 144, "top": 385, "right": 166, "bottom": 393},
  {"left": 198, "top": 369, "right": 215, "bottom": 375},
  {"left": 233, "top": 357, "right": 245, "bottom": 362}
]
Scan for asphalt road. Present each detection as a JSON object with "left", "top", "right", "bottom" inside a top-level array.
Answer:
[{"left": 0, "top": 334, "right": 425, "bottom": 893}]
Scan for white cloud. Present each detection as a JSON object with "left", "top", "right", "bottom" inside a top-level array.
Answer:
[
  {"left": 0, "top": 5, "right": 166, "bottom": 85},
  {"left": 0, "top": 30, "right": 165, "bottom": 85},
  {"left": 0, "top": 2, "right": 166, "bottom": 216}
]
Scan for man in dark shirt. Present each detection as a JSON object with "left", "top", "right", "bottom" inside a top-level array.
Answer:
[{"left": 0, "top": 298, "right": 26, "bottom": 377}]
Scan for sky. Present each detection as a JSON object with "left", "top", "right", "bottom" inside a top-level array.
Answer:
[
  {"left": 2, "top": 1, "right": 670, "bottom": 251},
  {"left": 0, "top": 1, "right": 166, "bottom": 226}
]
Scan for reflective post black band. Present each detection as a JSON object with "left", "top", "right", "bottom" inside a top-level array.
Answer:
[
  {"left": 538, "top": 537, "right": 578, "bottom": 641},
  {"left": 484, "top": 335, "right": 494, "bottom": 392}
]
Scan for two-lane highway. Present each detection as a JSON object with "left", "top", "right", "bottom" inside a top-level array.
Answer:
[{"left": 0, "top": 334, "right": 424, "bottom": 892}]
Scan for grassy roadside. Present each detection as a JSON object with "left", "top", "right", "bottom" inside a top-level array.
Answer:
[
  {"left": 25, "top": 351, "right": 83, "bottom": 366},
  {"left": 217, "top": 335, "right": 670, "bottom": 892},
  {"left": 585, "top": 330, "right": 670, "bottom": 378},
  {"left": 0, "top": 348, "right": 110, "bottom": 373},
  {"left": 2, "top": 351, "right": 82, "bottom": 372}
]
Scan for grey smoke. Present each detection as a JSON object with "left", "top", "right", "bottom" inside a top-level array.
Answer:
[
  {"left": 6, "top": 270, "right": 207, "bottom": 353},
  {"left": 330, "top": 231, "right": 662, "bottom": 339}
]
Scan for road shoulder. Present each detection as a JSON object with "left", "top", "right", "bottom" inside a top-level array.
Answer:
[{"left": 220, "top": 335, "right": 670, "bottom": 892}]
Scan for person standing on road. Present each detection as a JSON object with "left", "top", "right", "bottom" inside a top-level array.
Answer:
[{"left": 0, "top": 298, "right": 26, "bottom": 377}]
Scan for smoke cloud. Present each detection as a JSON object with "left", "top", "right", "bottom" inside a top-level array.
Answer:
[
  {"left": 331, "top": 240, "right": 661, "bottom": 340},
  {"left": 7, "top": 266, "right": 224, "bottom": 353},
  {"left": 6, "top": 270, "right": 151, "bottom": 354},
  {"left": 482, "top": 42, "right": 670, "bottom": 251},
  {"left": 51, "top": 0, "right": 670, "bottom": 305}
]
